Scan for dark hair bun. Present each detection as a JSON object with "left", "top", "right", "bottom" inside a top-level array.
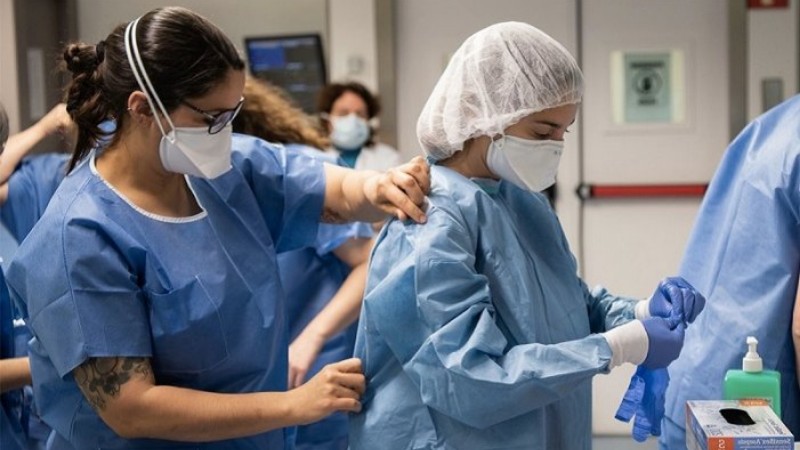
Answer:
[{"left": 63, "top": 43, "right": 100, "bottom": 74}]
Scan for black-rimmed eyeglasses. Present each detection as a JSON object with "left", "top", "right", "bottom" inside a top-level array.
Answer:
[{"left": 182, "top": 97, "right": 244, "bottom": 134}]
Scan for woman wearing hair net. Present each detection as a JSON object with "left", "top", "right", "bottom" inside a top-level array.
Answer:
[{"left": 349, "top": 22, "right": 705, "bottom": 449}]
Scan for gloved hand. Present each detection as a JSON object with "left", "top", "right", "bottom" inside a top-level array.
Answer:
[
  {"left": 648, "top": 277, "right": 705, "bottom": 325},
  {"left": 641, "top": 317, "right": 685, "bottom": 369},
  {"left": 615, "top": 365, "right": 669, "bottom": 442}
]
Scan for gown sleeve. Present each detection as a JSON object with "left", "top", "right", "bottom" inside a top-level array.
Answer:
[{"left": 582, "top": 283, "right": 637, "bottom": 333}]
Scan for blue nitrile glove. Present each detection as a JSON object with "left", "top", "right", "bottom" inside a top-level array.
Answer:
[
  {"left": 641, "top": 317, "right": 685, "bottom": 369},
  {"left": 648, "top": 277, "right": 706, "bottom": 324},
  {"left": 615, "top": 365, "right": 669, "bottom": 442}
]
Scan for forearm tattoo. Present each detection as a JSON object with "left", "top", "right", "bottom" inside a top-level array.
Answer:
[
  {"left": 321, "top": 206, "right": 347, "bottom": 224},
  {"left": 74, "top": 357, "right": 153, "bottom": 411}
]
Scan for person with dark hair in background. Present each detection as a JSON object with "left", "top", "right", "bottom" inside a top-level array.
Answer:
[
  {"left": 6, "top": 7, "right": 429, "bottom": 449},
  {"left": 0, "top": 102, "right": 73, "bottom": 450},
  {"left": 317, "top": 81, "right": 400, "bottom": 171},
  {"left": 234, "top": 77, "right": 373, "bottom": 450}
]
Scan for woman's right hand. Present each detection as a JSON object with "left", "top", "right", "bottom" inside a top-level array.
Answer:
[{"left": 289, "top": 358, "right": 365, "bottom": 424}]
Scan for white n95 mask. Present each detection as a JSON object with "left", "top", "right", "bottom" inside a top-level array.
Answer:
[
  {"left": 124, "top": 18, "right": 232, "bottom": 179},
  {"left": 331, "top": 114, "right": 370, "bottom": 151},
  {"left": 159, "top": 125, "right": 233, "bottom": 179},
  {"left": 486, "top": 135, "right": 563, "bottom": 192}
]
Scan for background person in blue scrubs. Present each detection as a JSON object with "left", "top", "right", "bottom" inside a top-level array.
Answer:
[
  {"left": 660, "top": 95, "right": 800, "bottom": 449},
  {"left": 0, "top": 102, "right": 72, "bottom": 450},
  {"left": 234, "top": 76, "right": 374, "bottom": 450},
  {"left": 7, "top": 7, "right": 429, "bottom": 449}
]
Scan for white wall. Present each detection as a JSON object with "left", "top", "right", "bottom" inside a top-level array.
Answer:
[
  {"left": 748, "top": 4, "right": 799, "bottom": 120},
  {"left": 328, "top": 0, "right": 378, "bottom": 91},
  {"left": 0, "top": 0, "right": 20, "bottom": 133},
  {"left": 76, "top": 0, "right": 328, "bottom": 63}
]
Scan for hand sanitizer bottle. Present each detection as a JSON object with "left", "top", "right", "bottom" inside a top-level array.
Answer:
[{"left": 723, "top": 336, "right": 781, "bottom": 415}]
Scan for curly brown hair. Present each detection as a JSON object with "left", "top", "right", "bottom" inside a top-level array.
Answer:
[{"left": 233, "top": 77, "right": 329, "bottom": 149}]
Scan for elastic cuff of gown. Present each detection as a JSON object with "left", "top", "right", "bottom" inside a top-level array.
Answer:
[
  {"left": 635, "top": 299, "right": 651, "bottom": 320},
  {"left": 602, "top": 320, "right": 648, "bottom": 369}
]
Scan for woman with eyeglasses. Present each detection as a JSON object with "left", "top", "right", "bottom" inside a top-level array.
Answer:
[{"left": 5, "top": 7, "right": 428, "bottom": 449}]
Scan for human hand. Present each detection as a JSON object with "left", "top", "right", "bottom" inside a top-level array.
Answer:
[
  {"left": 288, "top": 331, "right": 326, "bottom": 389},
  {"left": 37, "top": 104, "right": 74, "bottom": 138},
  {"left": 615, "top": 365, "right": 669, "bottom": 442},
  {"left": 364, "top": 156, "right": 430, "bottom": 223},
  {"left": 289, "top": 358, "right": 365, "bottom": 425},
  {"left": 641, "top": 317, "right": 685, "bottom": 369},
  {"left": 648, "top": 277, "right": 705, "bottom": 325}
]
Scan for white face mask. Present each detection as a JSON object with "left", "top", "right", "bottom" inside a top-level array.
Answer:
[
  {"left": 124, "top": 18, "right": 232, "bottom": 179},
  {"left": 159, "top": 126, "right": 233, "bottom": 179},
  {"left": 331, "top": 113, "right": 370, "bottom": 151},
  {"left": 486, "top": 135, "right": 563, "bottom": 192}
]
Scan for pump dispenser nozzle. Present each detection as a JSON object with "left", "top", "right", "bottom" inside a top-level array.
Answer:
[{"left": 743, "top": 336, "right": 763, "bottom": 373}]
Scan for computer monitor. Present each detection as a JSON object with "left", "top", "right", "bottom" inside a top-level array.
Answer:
[{"left": 244, "top": 34, "right": 327, "bottom": 113}]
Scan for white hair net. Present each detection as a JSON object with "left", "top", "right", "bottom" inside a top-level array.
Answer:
[{"left": 417, "top": 22, "right": 583, "bottom": 160}]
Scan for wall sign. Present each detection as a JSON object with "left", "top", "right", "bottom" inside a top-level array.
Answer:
[{"left": 611, "top": 49, "right": 686, "bottom": 126}]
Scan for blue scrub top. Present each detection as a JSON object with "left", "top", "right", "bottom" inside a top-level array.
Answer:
[
  {"left": 1, "top": 269, "right": 27, "bottom": 450},
  {"left": 0, "top": 154, "right": 70, "bottom": 243},
  {"left": 6, "top": 135, "right": 325, "bottom": 449},
  {"left": 350, "top": 165, "right": 636, "bottom": 450},
  {"left": 0, "top": 153, "right": 68, "bottom": 450},
  {"left": 661, "top": 95, "right": 800, "bottom": 449},
  {"left": 279, "top": 144, "right": 372, "bottom": 450}
]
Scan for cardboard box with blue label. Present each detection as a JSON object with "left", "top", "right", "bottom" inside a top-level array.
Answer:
[{"left": 687, "top": 400, "right": 793, "bottom": 450}]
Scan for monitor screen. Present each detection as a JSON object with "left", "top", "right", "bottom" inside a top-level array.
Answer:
[{"left": 244, "top": 34, "right": 327, "bottom": 113}]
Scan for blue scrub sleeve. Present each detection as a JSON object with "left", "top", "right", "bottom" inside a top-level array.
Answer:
[
  {"left": 8, "top": 217, "right": 151, "bottom": 378},
  {"left": 0, "top": 154, "right": 68, "bottom": 243},
  {"left": 286, "top": 142, "right": 373, "bottom": 255},
  {"left": 365, "top": 207, "right": 613, "bottom": 429},
  {"left": 315, "top": 221, "right": 373, "bottom": 256},
  {"left": 233, "top": 137, "right": 326, "bottom": 253}
]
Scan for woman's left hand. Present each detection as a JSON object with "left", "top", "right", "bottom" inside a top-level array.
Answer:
[
  {"left": 288, "top": 331, "right": 326, "bottom": 389},
  {"left": 364, "top": 156, "right": 430, "bottom": 223}
]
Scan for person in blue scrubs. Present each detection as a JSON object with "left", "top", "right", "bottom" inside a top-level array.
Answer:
[
  {"left": 349, "top": 22, "right": 704, "bottom": 450},
  {"left": 233, "top": 77, "right": 373, "bottom": 450},
  {"left": 660, "top": 96, "right": 800, "bottom": 449},
  {"left": 0, "top": 104, "right": 72, "bottom": 240},
  {"left": 0, "top": 102, "right": 72, "bottom": 450},
  {"left": 6, "top": 7, "right": 429, "bottom": 449}
]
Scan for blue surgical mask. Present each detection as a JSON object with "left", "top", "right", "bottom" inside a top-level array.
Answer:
[{"left": 331, "top": 113, "right": 370, "bottom": 151}]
